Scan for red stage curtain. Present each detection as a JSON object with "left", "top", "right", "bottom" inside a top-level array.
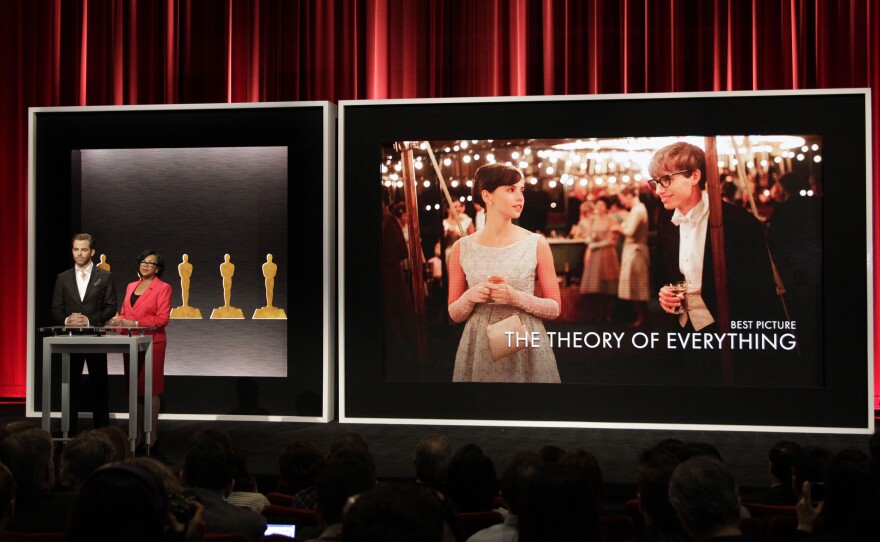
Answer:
[{"left": 1, "top": 0, "right": 877, "bottom": 400}]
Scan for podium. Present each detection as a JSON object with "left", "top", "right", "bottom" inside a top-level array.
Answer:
[{"left": 40, "top": 327, "right": 156, "bottom": 453}]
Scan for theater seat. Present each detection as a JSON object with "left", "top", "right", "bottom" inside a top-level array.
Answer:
[
  {"left": 743, "top": 502, "right": 797, "bottom": 518},
  {"left": 266, "top": 492, "right": 294, "bottom": 507},
  {"left": 457, "top": 510, "right": 504, "bottom": 539},
  {"left": 262, "top": 504, "right": 318, "bottom": 527},
  {"left": 739, "top": 517, "right": 764, "bottom": 542},
  {"left": 599, "top": 514, "right": 635, "bottom": 542}
]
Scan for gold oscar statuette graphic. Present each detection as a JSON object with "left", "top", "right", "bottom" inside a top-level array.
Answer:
[
  {"left": 170, "top": 254, "right": 203, "bottom": 319},
  {"left": 97, "top": 254, "right": 111, "bottom": 272},
  {"left": 210, "top": 253, "right": 245, "bottom": 319},
  {"left": 252, "top": 254, "right": 287, "bottom": 319}
]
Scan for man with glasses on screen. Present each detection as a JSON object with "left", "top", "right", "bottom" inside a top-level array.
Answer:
[
  {"left": 51, "top": 233, "right": 118, "bottom": 434},
  {"left": 650, "top": 142, "right": 780, "bottom": 334}
]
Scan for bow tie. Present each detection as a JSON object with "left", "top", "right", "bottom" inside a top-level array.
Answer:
[{"left": 671, "top": 214, "right": 692, "bottom": 227}]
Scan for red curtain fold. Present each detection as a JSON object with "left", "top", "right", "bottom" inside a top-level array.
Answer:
[{"left": 0, "top": 0, "right": 877, "bottom": 398}]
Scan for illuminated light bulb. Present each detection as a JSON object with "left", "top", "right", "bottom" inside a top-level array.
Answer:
[
  {"left": 425, "top": 205, "right": 431, "bottom": 211},
  {"left": 746, "top": 161, "right": 754, "bottom": 169},
  {"left": 451, "top": 180, "right": 459, "bottom": 188},
  {"left": 511, "top": 151, "right": 520, "bottom": 159},
  {"left": 807, "top": 190, "right": 814, "bottom": 196},
  {"left": 596, "top": 178, "right": 605, "bottom": 186},
  {"left": 423, "top": 181, "right": 431, "bottom": 188},
  {"left": 550, "top": 202, "right": 557, "bottom": 209},
  {"left": 774, "top": 156, "right": 782, "bottom": 163},
  {"left": 396, "top": 181, "right": 404, "bottom": 188},
  {"left": 579, "top": 179, "right": 588, "bottom": 186},
  {"left": 390, "top": 173, "right": 399, "bottom": 181},
  {"left": 419, "top": 142, "right": 428, "bottom": 149},
  {"left": 801, "top": 145, "right": 808, "bottom": 152},
  {"left": 445, "top": 147, "right": 451, "bottom": 152},
  {"left": 443, "top": 158, "right": 452, "bottom": 166},
  {"left": 548, "top": 181, "right": 557, "bottom": 188},
  {"left": 546, "top": 166, "right": 555, "bottom": 175},
  {"left": 580, "top": 162, "right": 587, "bottom": 170},
  {"left": 382, "top": 165, "right": 389, "bottom": 173},
  {"left": 763, "top": 189, "right": 770, "bottom": 197},
  {"left": 811, "top": 144, "right": 818, "bottom": 151},
  {"left": 524, "top": 147, "right": 532, "bottom": 155},
  {"left": 731, "top": 159, "right": 738, "bottom": 166},
  {"left": 434, "top": 203, "right": 441, "bottom": 210},
  {"left": 634, "top": 174, "right": 642, "bottom": 181},
  {"left": 463, "top": 155, "right": 472, "bottom": 163},
  {"left": 459, "top": 196, "right": 465, "bottom": 202},
  {"left": 608, "top": 176, "right": 617, "bottom": 184},
  {"left": 473, "top": 154, "right": 480, "bottom": 160},
  {"left": 486, "top": 153, "right": 495, "bottom": 162},
  {"left": 796, "top": 154, "right": 804, "bottom": 161},
  {"left": 453, "top": 145, "right": 460, "bottom": 151},
  {"left": 519, "top": 161, "right": 529, "bottom": 169},
  {"left": 414, "top": 161, "right": 423, "bottom": 169},
  {"left": 760, "top": 160, "right": 768, "bottom": 167},
  {"left": 467, "top": 195, "right": 473, "bottom": 201},
  {"left": 622, "top": 175, "right": 630, "bottom": 183},
  {"left": 717, "top": 161, "right": 725, "bottom": 168},
  {"left": 813, "top": 155, "right": 822, "bottom": 163},
  {"left": 466, "top": 180, "right": 474, "bottom": 188},
  {"left": 385, "top": 180, "right": 393, "bottom": 187},
  {"left": 394, "top": 163, "right": 402, "bottom": 171},
  {"left": 799, "top": 190, "right": 807, "bottom": 197},
  {"left": 530, "top": 178, "right": 538, "bottom": 185},
  {"left": 566, "top": 160, "right": 573, "bottom": 167},
  {"left": 461, "top": 141, "right": 469, "bottom": 148}
]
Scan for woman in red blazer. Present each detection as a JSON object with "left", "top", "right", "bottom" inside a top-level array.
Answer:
[{"left": 109, "top": 250, "right": 172, "bottom": 453}]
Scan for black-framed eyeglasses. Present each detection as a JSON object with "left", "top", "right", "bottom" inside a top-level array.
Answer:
[
  {"left": 647, "top": 169, "right": 691, "bottom": 191},
  {"left": 138, "top": 260, "right": 159, "bottom": 268}
]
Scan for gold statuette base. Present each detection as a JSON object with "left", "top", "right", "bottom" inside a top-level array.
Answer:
[
  {"left": 210, "top": 306, "right": 245, "bottom": 319},
  {"left": 170, "top": 306, "right": 203, "bottom": 319},
  {"left": 252, "top": 306, "right": 287, "bottom": 319}
]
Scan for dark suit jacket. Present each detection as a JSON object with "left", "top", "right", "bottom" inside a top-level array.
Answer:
[
  {"left": 51, "top": 266, "right": 118, "bottom": 326},
  {"left": 657, "top": 201, "right": 782, "bottom": 325}
]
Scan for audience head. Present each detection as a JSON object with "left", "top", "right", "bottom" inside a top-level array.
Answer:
[
  {"left": 232, "top": 448, "right": 258, "bottom": 493},
  {"left": 538, "top": 445, "right": 566, "bottom": 464},
  {"left": 329, "top": 432, "right": 370, "bottom": 458},
  {"left": 278, "top": 439, "right": 326, "bottom": 493},
  {"left": 791, "top": 445, "right": 832, "bottom": 498},
  {"left": 445, "top": 444, "right": 497, "bottom": 513},
  {"left": 0, "top": 428, "right": 54, "bottom": 496},
  {"left": 499, "top": 451, "right": 540, "bottom": 516},
  {"left": 95, "top": 425, "right": 133, "bottom": 461},
  {"left": 636, "top": 446, "right": 684, "bottom": 532},
  {"left": 3, "top": 421, "right": 36, "bottom": 435},
  {"left": 341, "top": 483, "right": 445, "bottom": 542},
  {"left": 413, "top": 434, "right": 451, "bottom": 487},
  {"left": 0, "top": 462, "right": 15, "bottom": 528},
  {"left": 66, "top": 461, "right": 182, "bottom": 542},
  {"left": 316, "top": 448, "right": 376, "bottom": 527},
  {"left": 60, "top": 429, "right": 115, "bottom": 490},
  {"left": 679, "top": 441, "right": 723, "bottom": 463},
  {"left": 668, "top": 457, "right": 741, "bottom": 540},
  {"left": 822, "top": 448, "right": 875, "bottom": 536},
  {"left": 182, "top": 440, "right": 234, "bottom": 493},
  {"left": 560, "top": 448, "right": 604, "bottom": 509},
  {"left": 518, "top": 461, "right": 601, "bottom": 542},
  {"left": 768, "top": 440, "right": 801, "bottom": 486}
]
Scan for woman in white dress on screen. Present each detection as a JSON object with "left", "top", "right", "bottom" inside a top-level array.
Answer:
[{"left": 447, "top": 163, "right": 562, "bottom": 383}]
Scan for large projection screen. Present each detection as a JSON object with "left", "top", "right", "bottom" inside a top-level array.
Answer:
[
  {"left": 339, "top": 90, "right": 873, "bottom": 433},
  {"left": 28, "top": 102, "right": 335, "bottom": 422}
]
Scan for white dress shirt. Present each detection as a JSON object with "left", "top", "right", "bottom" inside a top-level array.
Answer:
[
  {"left": 75, "top": 262, "right": 93, "bottom": 301},
  {"left": 671, "top": 192, "right": 714, "bottom": 330}
]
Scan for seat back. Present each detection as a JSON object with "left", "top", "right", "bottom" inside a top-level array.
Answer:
[{"left": 457, "top": 510, "right": 504, "bottom": 539}]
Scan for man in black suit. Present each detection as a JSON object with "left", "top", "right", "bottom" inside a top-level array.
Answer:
[
  {"left": 51, "top": 233, "right": 118, "bottom": 433},
  {"left": 651, "top": 142, "right": 781, "bottom": 330}
]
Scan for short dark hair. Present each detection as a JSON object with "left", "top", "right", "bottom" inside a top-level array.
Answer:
[
  {"left": 183, "top": 441, "right": 233, "bottom": 491},
  {"left": 669, "top": 457, "right": 741, "bottom": 538},
  {"left": 316, "top": 449, "right": 376, "bottom": 525},
  {"left": 72, "top": 233, "right": 95, "bottom": 250},
  {"left": 342, "top": 484, "right": 445, "bottom": 542},
  {"left": 792, "top": 446, "right": 833, "bottom": 486},
  {"left": 636, "top": 447, "right": 681, "bottom": 528},
  {"left": 472, "top": 163, "right": 524, "bottom": 206},
  {"left": 278, "top": 439, "right": 326, "bottom": 493},
  {"left": 0, "top": 428, "right": 53, "bottom": 496},
  {"left": 769, "top": 440, "right": 801, "bottom": 484},
  {"left": 445, "top": 444, "right": 497, "bottom": 513},
  {"left": 136, "top": 250, "right": 165, "bottom": 278},
  {"left": 414, "top": 434, "right": 451, "bottom": 486},
  {"left": 60, "top": 430, "right": 115, "bottom": 489}
]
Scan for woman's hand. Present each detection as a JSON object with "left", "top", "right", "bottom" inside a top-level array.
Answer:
[
  {"left": 488, "top": 283, "right": 517, "bottom": 305},
  {"left": 463, "top": 281, "right": 499, "bottom": 304}
]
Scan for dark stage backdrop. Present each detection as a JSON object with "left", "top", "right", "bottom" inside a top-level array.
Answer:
[{"left": 1, "top": 1, "right": 877, "bottom": 403}]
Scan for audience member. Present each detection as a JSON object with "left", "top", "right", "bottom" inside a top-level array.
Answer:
[
  {"left": 95, "top": 425, "right": 133, "bottom": 461},
  {"left": 414, "top": 434, "right": 452, "bottom": 492},
  {"left": 310, "top": 448, "right": 377, "bottom": 541},
  {"left": 468, "top": 451, "right": 541, "bottom": 542},
  {"left": 278, "top": 439, "right": 326, "bottom": 508},
  {"left": 341, "top": 483, "right": 446, "bottom": 542},
  {"left": 67, "top": 461, "right": 205, "bottom": 542},
  {"left": 627, "top": 446, "right": 688, "bottom": 542},
  {"left": 668, "top": 457, "right": 749, "bottom": 541},
  {"left": 0, "top": 428, "right": 75, "bottom": 532},
  {"left": 0, "top": 462, "right": 15, "bottom": 536},
  {"left": 446, "top": 444, "right": 498, "bottom": 513},
  {"left": 791, "top": 446, "right": 833, "bottom": 503},
  {"left": 228, "top": 448, "right": 270, "bottom": 513},
  {"left": 678, "top": 442, "right": 723, "bottom": 463},
  {"left": 517, "top": 461, "right": 601, "bottom": 542},
  {"left": 537, "top": 445, "right": 566, "bottom": 465},
  {"left": 740, "top": 440, "right": 801, "bottom": 505},
  {"left": 796, "top": 448, "right": 880, "bottom": 540},
  {"left": 329, "top": 432, "right": 370, "bottom": 457},
  {"left": 59, "top": 429, "right": 115, "bottom": 490},
  {"left": 181, "top": 439, "right": 266, "bottom": 541},
  {"left": 560, "top": 448, "right": 604, "bottom": 511},
  {"left": 2, "top": 422, "right": 35, "bottom": 436}
]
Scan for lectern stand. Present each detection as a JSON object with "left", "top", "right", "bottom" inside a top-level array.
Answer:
[{"left": 39, "top": 327, "right": 155, "bottom": 453}]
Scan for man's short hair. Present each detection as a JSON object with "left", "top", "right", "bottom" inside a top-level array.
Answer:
[
  {"left": 316, "top": 449, "right": 376, "bottom": 525},
  {"left": 792, "top": 446, "right": 832, "bottom": 486},
  {"left": 668, "top": 457, "right": 741, "bottom": 538},
  {"left": 278, "top": 439, "right": 326, "bottom": 493},
  {"left": 637, "top": 446, "right": 680, "bottom": 525},
  {"left": 769, "top": 440, "right": 801, "bottom": 484},
  {"left": 649, "top": 142, "right": 707, "bottom": 189},
  {"left": 414, "top": 435, "right": 451, "bottom": 486},
  {"left": 0, "top": 429, "right": 53, "bottom": 496},
  {"left": 341, "top": 484, "right": 444, "bottom": 542},
  {"left": 72, "top": 233, "right": 95, "bottom": 249},
  {"left": 60, "top": 430, "right": 115, "bottom": 489},
  {"left": 183, "top": 441, "right": 233, "bottom": 491}
]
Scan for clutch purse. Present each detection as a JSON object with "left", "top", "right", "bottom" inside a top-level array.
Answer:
[{"left": 486, "top": 311, "right": 528, "bottom": 361}]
